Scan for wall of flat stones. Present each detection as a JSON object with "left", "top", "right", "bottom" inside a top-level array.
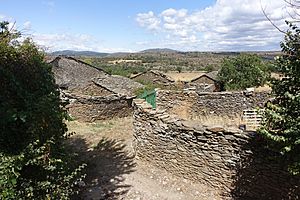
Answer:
[
  {"left": 156, "top": 90, "right": 270, "bottom": 118},
  {"left": 63, "top": 92, "right": 132, "bottom": 122},
  {"left": 192, "top": 91, "right": 269, "bottom": 117},
  {"left": 133, "top": 99, "right": 300, "bottom": 199},
  {"left": 156, "top": 90, "right": 198, "bottom": 111}
]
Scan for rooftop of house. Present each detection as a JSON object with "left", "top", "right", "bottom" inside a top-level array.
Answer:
[
  {"left": 130, "top": 70, "right": 175, "bottom": 83},
  {"left": 190, "top": 71, "right": 219, "bottom": 83},
  {"left": 49, "top": 56, "right": 107, "bottom": 90},
  {"left": 93, "top": 74, "right": 144, "bottom": 97}
]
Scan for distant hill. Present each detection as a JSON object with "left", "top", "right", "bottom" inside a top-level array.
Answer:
[
  {"left": 139, "top": 48, "right": 179, "bottom": 53},
  {"left": 50, "top": 50, "right": 109, "bottom": 57}
]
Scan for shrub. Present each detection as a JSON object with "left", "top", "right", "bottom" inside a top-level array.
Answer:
[
  {"left": 176, "top": 66, "right": 183, "bottom": 73},
  {"left": 218, "top": 54, "right": 269, "bottom": 90},
  {"left": 0, "top": 21, "right": 85, "bottom": 199},
  {"left": 258, "top": 22, "right": 300, "bottom": 175}
]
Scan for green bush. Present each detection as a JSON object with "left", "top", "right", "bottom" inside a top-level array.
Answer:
[
  {"left": 0, "top": 21, "right": 85, "bottom": 199},
  {"left": 134, "top": 84, "right": 156, "bottom": 97},
  {"left": 258, "top": 22, "right": 300, "bottom": 175},
  {"left": 218, "top": 54, "right": 269, "bottom": 90},
  {"left": 176, "top": 66, "right": 183, "bottom": 73}
]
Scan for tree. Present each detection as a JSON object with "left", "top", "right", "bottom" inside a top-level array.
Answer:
[
  {"left": 258, "top": 22, "right": 300, "bottom": 175},
  {"left": 176, "top": 66, "right": 183, "bottom": 73},
  {"left": 218, "top": 54, "right": 269, "bottom": 90},
  {"left": 0, "top": 21, "right": 84, "bottom": 199}
]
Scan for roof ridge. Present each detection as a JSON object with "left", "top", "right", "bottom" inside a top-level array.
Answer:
[
  {"left": 190, "top": 71, "right": 219, "bottom": 82},
  {"left": 130, "top": 70, "right": 175, "bottom": 82},
  {"left": 50, "top": 56, "right": 109, "bottom": 74}
]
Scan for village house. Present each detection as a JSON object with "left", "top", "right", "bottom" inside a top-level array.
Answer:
[
  {"left": 185, "top": 71, "right": 221, "bottom": 92},
  {"left": 49, "top": 56, "right": 108, "bottom": 91},
  {"left": 48, "top": 56, "right": 144, "bottom": 122},
  {"left": 92, "top": 74, "right": 144, "bottom": 98},
  {"left": 130, "top": 70, "right": 175, "bottom": 88}
]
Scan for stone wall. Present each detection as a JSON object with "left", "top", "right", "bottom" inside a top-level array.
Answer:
[
  {"left": 192, "top": 91, "right": 269, "bottom": 117},
  {"left": 63, "top": 92, "right": 132, "bottom": 122},
  {"left": 133, "top": 99, "right": 300, "bottom": 199},
  {"left": 156, "top": 90, "right": 198, "bottom": 111},
  {"left": 156, "top": 90, "right": 270, "bottom": 119}
]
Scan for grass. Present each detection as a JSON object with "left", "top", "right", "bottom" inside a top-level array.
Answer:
[
  {"left": 167, "top": 102, "right": 243, "bottom": 127},
  {"left": 66, "top": 117, "right": 133, "bottom": 148}
]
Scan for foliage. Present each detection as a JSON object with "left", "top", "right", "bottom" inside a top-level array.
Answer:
[
  {"left": 258, "top": 22, "right": 300, "bottom": 175},
  {"left": 218, "top": 54, "right": 269, "bottom": 90},
  {"left": 134, "top": 86, "right": 155, "bottom": 97},
  {"left": 203, "top": 64, "right": 215, "bottom": 72},
  {"left": 0, "top": 21, "right": 85, "bottom": 199},
  {"left": 176, "top": 66, "right": 183, "bottom": 73},
  {"left": 94, "top": 62, "right": 147, "bottom": 77},
  {"left": 133, "top": 80, "right": 158, "bottom": 97},
  {"left": 83, "top": 52, "right": 234, "bottom": 74}
]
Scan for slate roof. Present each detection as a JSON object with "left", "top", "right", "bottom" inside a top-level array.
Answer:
[
  {"left": 93, "top": 74, "right": 144, "bottom": 97},
  {"left": 190, "top": 71, "right": 219, "bottom": 83},
  {"left": 49, "top": 56, "right": 107, "bottom": 90},
  {"left": 130, "top": 70, "right": 175, "bottom": 83}
]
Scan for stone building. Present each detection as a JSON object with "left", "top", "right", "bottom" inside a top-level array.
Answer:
[
  {"left": 49, "top": 56, "right": 144, "bottom": 121},
  {"left": 131, "top": 70, "right": 175, "bottom": 87},
  {"left": 49, "top": 56, "right": 108, "bottom": 91},
  {"left": 186, "top": 71, "right": 221, "bottom": 92},
  {"left": 93, "top": 74, "right": 144, "bottom": 97}
]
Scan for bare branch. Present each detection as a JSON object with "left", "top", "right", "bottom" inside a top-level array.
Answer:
[
  {"left": 284, "top": 0, "right": 300, "bottom": 20},
  {"left": 8, "top": 21, "right": 16, "bottom": 32},
  {"left": 261, "top": 4, "right": 286, "bottom": 34},
  {"left": 284, "top": 0, "right": 300, "bottom": 9}
]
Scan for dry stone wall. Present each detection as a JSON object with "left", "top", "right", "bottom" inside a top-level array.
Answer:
[
  {"left": 156, "top": 90, "right": 197, "bottom": 110},
  {"left": 133, "top": 99, "right": 300, "bottom": 199},
  {"left": 156, "top": 90, "right": 270, "bottom": 118},
  {"left": 192, "top": 91, "right": 269, "bottom": 117},
  {"left": 63, "top": 92, "right": 132, "bottom": 122}
]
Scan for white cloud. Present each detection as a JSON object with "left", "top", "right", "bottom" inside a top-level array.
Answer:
[
  {"left": 0, "top": 13, "right": 131, "bottom": 53},
  {"left": 23, "top": 21, "right": 31, "bottom": 30},
  {"left": 136, "top": 11, "right": 161, "bottom": 31},
  {"left": 135, "top": 0, "right": 294, "bottom": 51},
  {"left": 31, "top": 32, "right": 132, "bottom": 53}
]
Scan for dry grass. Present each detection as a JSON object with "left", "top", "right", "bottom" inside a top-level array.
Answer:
[
  {"left": 271, "top": 72, "right": 284, "bottom": 80},
  {"left": 66, "top": 117, "right": 133, "bottom": 147},
  {"left": 108, "top": 59, "right": 142, "bottom": 64},
  {"left": 168, "top": 101, "right": 242, "bottom": 128},
  {"left": 166, "top": 71, "right": 206, "bottom": 82},
  {"left": 254, "top": 85, "right": 272, "bottom": 92},
  {"left": 169, "top": 101, "right": 193, "bottom": 120}
]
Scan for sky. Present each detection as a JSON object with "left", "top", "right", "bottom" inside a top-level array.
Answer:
[{"left": 0, "top": 0, "right": 295, "bottom": 52}]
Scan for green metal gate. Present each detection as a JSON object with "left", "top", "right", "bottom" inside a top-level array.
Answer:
[{"left": 137, "top": 89, "right": 156, "bottom": 109}]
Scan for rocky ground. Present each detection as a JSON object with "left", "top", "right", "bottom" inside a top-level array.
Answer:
[{"left": 67, "top": 117, "right": 221, "bottom": 200}]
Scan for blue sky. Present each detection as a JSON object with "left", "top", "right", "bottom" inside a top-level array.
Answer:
[{"left": 0, "top": 0, "right": 291, "bottom": 52}]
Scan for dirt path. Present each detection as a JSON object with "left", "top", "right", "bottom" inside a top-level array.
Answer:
[{"left": 67, "top": 117, "right": 221, "bottom": 200}]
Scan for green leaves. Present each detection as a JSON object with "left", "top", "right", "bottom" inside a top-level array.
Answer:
[
  {"left": 0, "top": 21, "right": 85, "bottom": 199},
  {"left": 218, "top": 54, "right": 269, "bottom": 90},
  {"left": 258, "top": 22, "right": 300, "bottom": 175}
]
